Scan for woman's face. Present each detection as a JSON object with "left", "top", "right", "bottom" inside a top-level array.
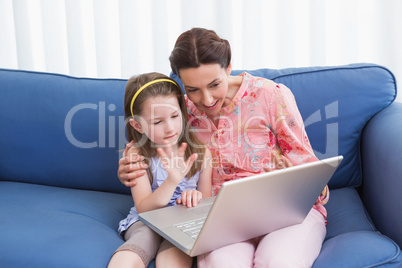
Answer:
[{"left": 179, "top": 63, "right": 231, "bottom": 120}]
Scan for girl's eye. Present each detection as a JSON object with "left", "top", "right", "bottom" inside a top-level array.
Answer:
[
  {"left": 172, "top": 114, "right": 179, "bottom": 118},
  {"left": 153, "top": 121, "right": 161, "bottom": 125}
]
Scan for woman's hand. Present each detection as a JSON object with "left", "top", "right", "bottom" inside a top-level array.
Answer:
[
  {"left": 263, "top": 151, "right": 293, "bottom": 172},
  {"left": 117, "top": 141, "right": 148, "bottom": 187},
  {"left": 156, "top": 142, "right": 198, "bottom": 182},
  {"left": 176, "top": 190, "right": 203, "bottom": 208}
]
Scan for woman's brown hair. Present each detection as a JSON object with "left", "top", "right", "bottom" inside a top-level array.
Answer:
[
  {"left": 124, "top": 72, "right": 205, "bottom": 182},
  {"left": 169, "top": 27, "right": 231, "bottom": 77}
]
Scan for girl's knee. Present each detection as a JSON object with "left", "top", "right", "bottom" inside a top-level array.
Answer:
[
  {"left": 108, "top": 250, "right": 145, "bottom": 268},
  {"left": 156, "top": 246, "right": 193, "bottom": 268}
]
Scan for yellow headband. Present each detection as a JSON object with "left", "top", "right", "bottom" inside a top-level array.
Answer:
[{"left": 130, "top": 79, "right": 179, "bottom": 118}]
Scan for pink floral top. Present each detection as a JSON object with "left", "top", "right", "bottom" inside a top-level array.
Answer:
[{"left": 185, "top": 72, "right": 329, "bottom": 220}]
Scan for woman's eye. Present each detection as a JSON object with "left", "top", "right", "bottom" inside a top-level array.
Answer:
[
  {"left": 211, "top": 82, "right": 220, "bottom": 88},
  {"left": 187, "top": 88, "right": 198, "bottom": 93},
  {"left": 153, "top": 121, "right": 161, "bottom": 125},
  {"left": 172, "top": 114, "right": 179, "bottom": 118}
]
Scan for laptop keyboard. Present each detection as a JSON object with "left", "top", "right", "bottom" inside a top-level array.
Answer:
[{"left": 175, "top": 217, "right": 206, "bottom": 239}]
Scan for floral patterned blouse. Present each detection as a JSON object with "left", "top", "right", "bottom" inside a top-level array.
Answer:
[{"left": 185, "top": 72, "right": 329, "bottom": 220}]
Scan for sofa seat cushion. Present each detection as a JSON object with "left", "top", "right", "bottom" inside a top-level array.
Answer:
[
  {"left": 314, "top": 187, "right": 402, "bottom": 267},
  {"left": 325, "top": 187, "right": 376, "bottom": 240},
  {"left": 0, "top": 181, "right": 132, "bottom": 267},
  {"left": 314, "top": 231, "right": 401, "bottom": 267}
]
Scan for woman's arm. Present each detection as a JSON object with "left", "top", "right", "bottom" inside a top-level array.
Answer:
[
  {"left": 269, "top": 84, "right": 318, "bottom": 164},
  {"left": 269, "top": 84, "right": 328, "bottom": 207},
  {"left": 118, "top": 141, "right": 148, "bottom": 187}
]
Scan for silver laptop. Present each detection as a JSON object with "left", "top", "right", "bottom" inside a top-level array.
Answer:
[{"left": 139, "top": 155, "right": 343, "bottom": 257}]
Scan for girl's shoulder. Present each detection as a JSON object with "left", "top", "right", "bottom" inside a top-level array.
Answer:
[
  {"left": 204, "top": 147, "right": 212, "bottom": 158},
  {"left": 200, "top": 146, "right": 212, "bottom": 172},
  {"left": 201, "top": 146, "right": 212, "bottom": 162}
]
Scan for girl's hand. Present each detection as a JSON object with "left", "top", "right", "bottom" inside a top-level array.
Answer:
[
  {"left": 156, "top": 142, "right": 198, "bottom": 183},
  {"left": 263, "top": 151, "right": 293, "bottom": 172},
  {"left": 176, "top": 190, "right": 203, "bottom": 208}
]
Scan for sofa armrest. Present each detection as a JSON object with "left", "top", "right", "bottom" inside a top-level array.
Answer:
[{"left": 361, "top": 102, "right": 402, "bottom": 247}]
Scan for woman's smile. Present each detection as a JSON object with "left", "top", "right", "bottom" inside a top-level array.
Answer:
[{"left": 203, "top": 100, "right": 219, "bottom": 110}]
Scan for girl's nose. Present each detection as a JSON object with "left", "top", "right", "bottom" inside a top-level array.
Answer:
[{"left": 164, "top": 119, "right": 174, "bottom": 133}]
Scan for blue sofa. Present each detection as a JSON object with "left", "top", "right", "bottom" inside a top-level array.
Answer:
[{"left": 1, "top": 63, "right": 401, "bottom": 267}]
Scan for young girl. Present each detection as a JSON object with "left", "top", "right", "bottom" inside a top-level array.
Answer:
[{"left": 108, "top": 72, "right": 212, "bottom": 268}]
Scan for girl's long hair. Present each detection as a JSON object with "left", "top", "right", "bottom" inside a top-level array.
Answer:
[{"left": 124, "top": 72, "right": 205, "bottom": 182}]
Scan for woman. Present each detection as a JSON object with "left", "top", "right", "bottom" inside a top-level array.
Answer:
[{"left": 118, "top": 28, "right": 328, "bottom": 268}]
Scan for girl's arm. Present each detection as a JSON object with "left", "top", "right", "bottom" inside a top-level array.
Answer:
[
  {"left": 132, "top": 143, "right": 198, "bottom": 214},
  {"left": 131, "top": 173, "right": 180, "bottom": 214},
  {"left": 197, "top": 148, "right": 213, "bottom": 198},
  {"left": 128, "top": 146, "right": 182, "bottom": 214},
  {"left": 178, "top": 148, "right": 213, "bottom": 207}
]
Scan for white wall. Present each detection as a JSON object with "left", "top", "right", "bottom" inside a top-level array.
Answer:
[{"left": 0, "top": 0, "right": 401, "bottom": 101}]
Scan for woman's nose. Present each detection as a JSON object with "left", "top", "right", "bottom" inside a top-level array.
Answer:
[{"left": 202, "top": 91, "right": 214, "bottom": 106}]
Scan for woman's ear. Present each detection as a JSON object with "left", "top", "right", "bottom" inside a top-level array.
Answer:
[
  {"left": 129, "top": 118, "right": 143, "bottom": 134},
  {"left": 226, "top": 63, "right": 232, "bottom": 75}
]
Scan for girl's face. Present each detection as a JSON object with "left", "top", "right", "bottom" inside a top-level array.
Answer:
[
  {"left": 179, "top": 63, "right": 231, "bottom": 120},
  {"left": 130, "top": 95, "right": 183, "bottom": 147}
]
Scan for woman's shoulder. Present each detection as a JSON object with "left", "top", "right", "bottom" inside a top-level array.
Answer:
[
  {"left": 243, "top": 73, "right": 292, "bottom": 98},
  {"left": 245, "top": 72, "right": 278, "bottom": 89},
  {"left": 237, "top": 72, "right": 270, "bottom": 92}
]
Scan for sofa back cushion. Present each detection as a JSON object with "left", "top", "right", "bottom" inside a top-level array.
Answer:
[
  {"left": 0, "top": 64, "right": 396, "bottom": 192},
  {"left": 171, "top": 63, "right": 397, "bottom": 189},
  {"left": 0, "top": 69, "right": 130, "bottom": 194}
]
